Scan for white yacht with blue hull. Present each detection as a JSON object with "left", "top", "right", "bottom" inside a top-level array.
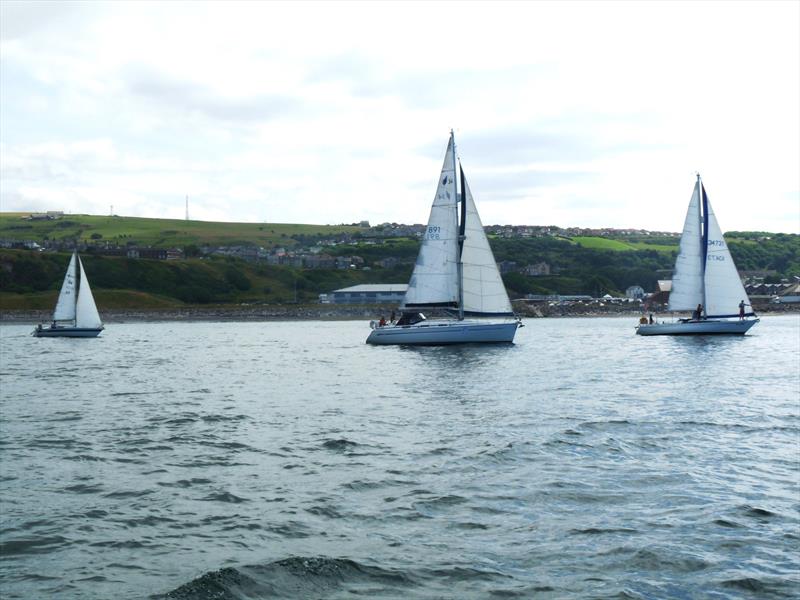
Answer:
[
  {"left": 32, "top": 251, "right": 104, "bottom": 338},
  {"left": 637, "top": 318, "right": 757, "bottom": 336},
  {"left": 366, "top": 131, "right": 522, "bottom": 346},
  {"left": 637, "top": 175, "right": 758, "bottom": 336},
  {"left": 367, "top": 314, "right": 520, "bottom": 345},
  {"left": 33, "top": 325, "right": 104, "bottom": 338}
]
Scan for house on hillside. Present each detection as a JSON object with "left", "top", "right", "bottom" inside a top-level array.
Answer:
[
  {"left": 774, "top": 280, "right": 800, "bottom": 303},
  {"left": 626, "top": 285, "right": 645, "bottom": 300},
  {"left": 127, "top": 247, "right": 167, "bottom": 260},
  {"left": 496, "top": 260, "right": 517, "bottom": 274},
  {"left": 522, "top": 262, "right": 550, "bottom": 277},
  {"left": 644, "top": 280, "right": 671, "bottom": 309}
]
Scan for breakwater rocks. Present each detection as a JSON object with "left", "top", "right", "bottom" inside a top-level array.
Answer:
[
  {"left": 2, "top": 300, "right": 794, "bottom": 324},
  {"left": 516, "top": 298, "right": 795, "bottom": 318},
  {"left": 1, "top": 305, "right": 380, "bottom": 323}
]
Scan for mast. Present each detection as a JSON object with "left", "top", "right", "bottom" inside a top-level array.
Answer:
[
  {"left": 698, "top": 173, "right": 708, "bottom": 314},
  {"left": 452, "top": 130, "right": 464, "bottom": 320},
  {"left": 72, "top": 250, "right": 79, "bottom": 325}
]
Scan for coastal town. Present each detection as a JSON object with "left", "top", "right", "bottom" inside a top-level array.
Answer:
[{"left": 1, "top": 212, "right": 798, "bottom": 318}]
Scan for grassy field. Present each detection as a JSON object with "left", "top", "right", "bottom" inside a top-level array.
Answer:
[
  {"left": 0, "top": 213, "right": 361, "bottom": 248},
  {"left": 625, "top": 240, "right": 678, "bottom": 252},
  {"left": 570, "top": 236, "right": 637, "bottom": 251},
  {"left": 571, "top": 236, "right": 680, "bottom": 253}
]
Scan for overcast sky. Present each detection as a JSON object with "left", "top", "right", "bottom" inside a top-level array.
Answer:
[{"left": 1, "top": 1, "right": 798, "bottom": 233}]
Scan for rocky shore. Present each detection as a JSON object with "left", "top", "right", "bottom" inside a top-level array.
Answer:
[
  {"left": 0, "top": 305, "right": 378, "bottom": 324},
  {"left": 2, "top": 299, "right": 795, "bottom": 324}
]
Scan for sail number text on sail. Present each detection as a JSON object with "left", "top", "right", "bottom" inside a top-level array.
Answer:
[{"left": 707, "top": 237, "right": 726, "bottom": 261}]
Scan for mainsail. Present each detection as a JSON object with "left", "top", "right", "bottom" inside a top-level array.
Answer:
[
  {"left": 402, "top": 135, "right": 460, "bottom": 309},
  {"left": 75, "top": 256, "right": 103, "bottom": 329},
  {"left": 53, "top": 252, "right": 78, "bottom": 322},
  {"left": 459, "top": 170, "right": 513, "bottom": 316}
]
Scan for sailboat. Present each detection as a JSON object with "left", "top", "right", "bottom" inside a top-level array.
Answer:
[
  {"left": 32, "top": 251, "right": 104, "bottom": 338},
  {"left": 366, "top": 131, "right": 522, "bottom": 345},
  {"left": 636, "top": 175, "right": 758, "bottom": 336}
]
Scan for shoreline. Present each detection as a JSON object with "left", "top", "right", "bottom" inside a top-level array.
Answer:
[{"left": 2, "top": 302, "right": 796, "bottom": 324}]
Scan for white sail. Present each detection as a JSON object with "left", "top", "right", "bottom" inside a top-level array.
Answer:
[
  {"left": 668, "top": 181, "right": 704, "bottom": 312},
  {"left": 703, "top": 195, "right": 749, "bottom": 317},
  {"left": 75, "top": 256, "right": 103, "bottom": 329},
  {"left": 53, "top": 252, "right": 78, "bottom": 322},
  {"left": 402, "top": 134, "right": 460, "bottom": 308},
  {"left": 459, "top": 172, "right": 513, "bottom": 316}
]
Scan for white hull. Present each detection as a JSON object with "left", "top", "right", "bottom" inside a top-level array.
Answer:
[
  {"left": 636, "top": 319, "right": 758, "bottom": 336},
  {"left": 32, "top": 326, "right": 104, "bottom": 338},
  {"left": 366, "top": 320, "right": 520, "bottom": 345}
]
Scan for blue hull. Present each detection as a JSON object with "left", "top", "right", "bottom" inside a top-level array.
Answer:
[
  {"left": 636, "top": 319, "right": 758, "bottom": 336},
  {"left": 32, "top": 327, "right": 104, "bottom": 338},
  {"left": 366, "top": 320, "right": 520, "bottom": 345}
]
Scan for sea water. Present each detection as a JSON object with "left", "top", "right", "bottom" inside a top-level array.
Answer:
[{"left": 0, "top": 316, "right": 798, "bottom": 599}]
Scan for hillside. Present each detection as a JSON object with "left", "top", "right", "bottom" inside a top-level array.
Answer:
[
  {"left": 1, "top": 212, "right": 798, "bottom": 310},
  {"left": 0, "top": 249, "right": 411, "bottom": 309},
  {"left": 0, "top": 213, "right": 361, "bottom": 248}
]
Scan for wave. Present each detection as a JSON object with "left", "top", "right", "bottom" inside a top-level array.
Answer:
[
  {"left": 159, "top": 556, "right": 525, "bottom": 599},
  {"left": 321, "top": 438, "right": 361, "bottom": 451},
  {"left": 161, "top": 556, "right": 413, "bottom": 599}
]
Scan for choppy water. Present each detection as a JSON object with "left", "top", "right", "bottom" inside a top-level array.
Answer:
[{"left": 1, "top": 316, "right": 798, "bottom": 599}]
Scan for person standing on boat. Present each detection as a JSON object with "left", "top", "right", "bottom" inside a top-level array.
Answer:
[
  {"left": 693, "top": 304, "right": 703, "bottom": 321},
  {"left": 739, "top": 300, "right": 748, "bottom": 320}
]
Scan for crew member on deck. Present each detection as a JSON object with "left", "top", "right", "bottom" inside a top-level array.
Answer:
[{"left": 692, "top": 304, "right": 703, "bottom": 321}]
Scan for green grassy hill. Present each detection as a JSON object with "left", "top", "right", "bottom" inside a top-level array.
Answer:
[
  {"left": 571, "top": 236, "right": 639, "bottom": 251},
  {"left": 0, "top": 212, "right": 360, "bottom": 248}
]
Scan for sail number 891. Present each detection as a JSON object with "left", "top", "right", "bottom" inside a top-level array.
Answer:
[{"left": 426, "top": 226, "right": 441, "bottom": 239}]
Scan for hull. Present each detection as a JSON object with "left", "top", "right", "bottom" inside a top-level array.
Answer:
[
  {"left": 636, "top": 319, "right": 758, "bottom": 336},
  {"left": 366, "top": 320, "right": 519, "bottom": 345},
  {"left": 32, "top": 326, "right": 104, "bottom": 338}
]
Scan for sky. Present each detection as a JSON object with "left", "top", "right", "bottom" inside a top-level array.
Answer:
[{"left": 1, "top": 1, "right": 798, "bottom": 233}]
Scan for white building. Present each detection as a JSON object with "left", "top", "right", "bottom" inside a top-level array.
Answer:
[
  {"left": 626, "top": 285, "right": 645, "bottom": 299},
  {"left": 328, "top": 284, "right": 408, "bottom": 304}
]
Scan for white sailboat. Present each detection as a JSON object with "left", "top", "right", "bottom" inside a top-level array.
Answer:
[
  {"left": 366, "top": 131, "right": 522, "bottom": 345},
  {"left": 637, "top": 175, "right": 758, "bottom": 336},
  {"left": 33, "top": 251, "right": 104, "bottom": 338}
]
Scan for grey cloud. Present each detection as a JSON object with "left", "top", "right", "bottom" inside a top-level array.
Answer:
[
  {"left": 454, "top": 128, "right": 612, "bottom": 168},
  {"left": 305, "top": 55, "right": 551, "bottom": 112},
  {"left": 127, "top": 70, "right": 299, "bottom": 124},
  {"left": 469, "top": 169, "right": 598, "bottom": 203},
  {"left": 0, "top": 1, "right": 96, "bottom": 41},
  {"left": 306, "top": 53, "right": 379, "bottom": 86}
]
